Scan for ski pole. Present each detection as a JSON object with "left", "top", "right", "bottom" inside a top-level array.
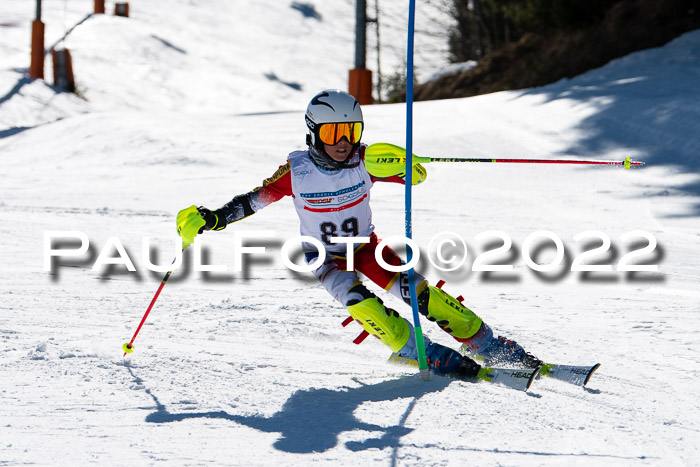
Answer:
[
  {"left": 425, "top": 156, "right": 643, "bottom": 167},
  {"left": 364, "top": 142, "right": 644, "bottom": 178},
  {"left": 124, "top": 206, "right": 203, "bottom": 356},
  {"left": 405, "top": 0, "right": 430, "bottom": 381},
  {"left": 122, "top": 262, "right": 176, "bottom": 356}
]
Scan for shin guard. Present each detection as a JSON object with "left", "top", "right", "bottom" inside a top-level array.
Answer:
[
  {"left": 347, "top": 297, "right": 410, "bottom": 352},
  {"left": 419, "top": 285, "right": 483, "bottom": 341}
]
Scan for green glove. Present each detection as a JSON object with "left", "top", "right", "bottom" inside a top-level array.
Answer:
[{"left": 177, "top": 205, "right": 208, "bottom": 249}]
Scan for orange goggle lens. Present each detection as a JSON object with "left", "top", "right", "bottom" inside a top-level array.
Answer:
[{"left": 318, "top": 122, "right": 363, "bottom": 146}]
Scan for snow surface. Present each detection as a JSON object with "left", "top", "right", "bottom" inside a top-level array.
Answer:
[{"left": 1, "top": 1, "right": 700, "bottom": 465}]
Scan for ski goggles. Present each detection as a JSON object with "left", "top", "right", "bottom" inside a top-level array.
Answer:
[{"left": 317, "top": 122, "right": 363, "bottom": 146}]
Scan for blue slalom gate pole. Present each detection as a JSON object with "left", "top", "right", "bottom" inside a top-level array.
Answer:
[{"left": 405, "top": 0, "right": 430, "bottom": 380}]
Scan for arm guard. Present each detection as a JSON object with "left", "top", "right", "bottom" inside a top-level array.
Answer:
[{"left": 212, "top": 193, "right": 256, "bottom": 228}]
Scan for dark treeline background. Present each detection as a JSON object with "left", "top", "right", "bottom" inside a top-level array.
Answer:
[
  {"left": 411, "top": 0, "right": 700, "bottom": 100},
  {"left": 449, "top": 0, "right": 617, "bottom": 61}
]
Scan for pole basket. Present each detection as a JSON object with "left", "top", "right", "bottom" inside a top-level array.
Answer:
[
  {"left": 52, "top": 48, "right": 76, "bottom": 93},
  {"left": 349, "top": 67, "right": 373, "bottom": 105}
]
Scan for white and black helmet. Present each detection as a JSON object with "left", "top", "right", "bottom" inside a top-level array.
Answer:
[{"left": 305, "top": 89, "right": 364, "bottom": 169}]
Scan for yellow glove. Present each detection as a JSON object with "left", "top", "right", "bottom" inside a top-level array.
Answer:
[
  {"left": 176, "top": 205, "right": 207, "bottom": 249},
  {"left": 365, "top": 142, "right": 428, "bottom": 184}
]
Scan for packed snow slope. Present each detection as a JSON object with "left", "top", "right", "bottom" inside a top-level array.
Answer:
[{"left": 1, "top": 1, "right": 699, "bottom": 466}]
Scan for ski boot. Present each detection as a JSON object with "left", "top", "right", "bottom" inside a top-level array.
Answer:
[
  {"left": 460, "top": 323, "right": 542, "bottom": 369},
  {"left": 425, "top": 342, "right": 480, "bottom": 377},
  {"left": 479, "top": 336, "right": 542, "bottom": 369}
]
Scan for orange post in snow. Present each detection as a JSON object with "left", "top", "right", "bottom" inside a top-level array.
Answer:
[
  {"left": 94, "top": 0, "right": 105, "bottom": 14},
  {"left": 349, "top": 67, "right": 373, "bottom": 105},
  {"left": 30, "top": 20, "right": 45, "bottom": 79}
]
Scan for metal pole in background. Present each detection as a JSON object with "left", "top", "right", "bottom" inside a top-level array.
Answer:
[
  {"left": 29, "top": 0, "right": 45, "bottom": 79},
  {"left": 355, "top": 0, "right": 367, "bottom": 68},
  {"left": 349, "top": 0, "right": 372, "bottom": 105},
  {"left": 373, "top": 0, "right": 382, "bottom": 102}
]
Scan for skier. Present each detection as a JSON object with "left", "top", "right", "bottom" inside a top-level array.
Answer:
[{"left": 177, "top": 89, "right": 542, "bottom": 377}]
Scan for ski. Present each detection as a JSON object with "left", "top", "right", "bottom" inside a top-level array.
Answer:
[
  {"left": 388, "top": 352, "right": 540, "bottom": 392},
  {"left": 538, "top": 363, "right": 601, "bottom": 387},
  {"left": 457, "top": 343, "right": 600, "bottom": 388}
]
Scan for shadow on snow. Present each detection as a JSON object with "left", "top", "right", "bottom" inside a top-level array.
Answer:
[
  {"left": 133, "top": 367, "right": 649, "bottom": 462},
  {"left": 518, "top": 30, "right": 700, "bottom": 216},
  {"left": 143, "top": 373, "right": 450, "bottom": 454}
]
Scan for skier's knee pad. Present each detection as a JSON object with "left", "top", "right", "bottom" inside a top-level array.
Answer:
[
  {"left": 419, "top": 285, "right": 483, "bottom": 340},
  {"left": 347, "top": 297, "right": 410, "bottom": 352}
]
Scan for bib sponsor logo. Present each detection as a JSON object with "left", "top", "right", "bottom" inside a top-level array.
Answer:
[
  {"left": 337, "top": 191, "right": 363, "bottom": 203},
  {"left": 301, "top": 180, "right": 367, "bottom": 210},
  {"left": 306, "top": 198, "right": 333, "bottom": 205},
  {"left": 301, "top": 180, "right": 366, "bottom": 199}
]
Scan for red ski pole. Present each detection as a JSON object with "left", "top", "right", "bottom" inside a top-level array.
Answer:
[
  {"left": 364, "top": 143, "right": 645, "bottom": 178},
  {"left": 426, "top": 156, "right": 644, "bottom": 168},
  {"left": 125, "top": 207, "right": 203, "bottom": 355},
  {"left": 122, "top": 266, "right": 175, "bottom": 356}
]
